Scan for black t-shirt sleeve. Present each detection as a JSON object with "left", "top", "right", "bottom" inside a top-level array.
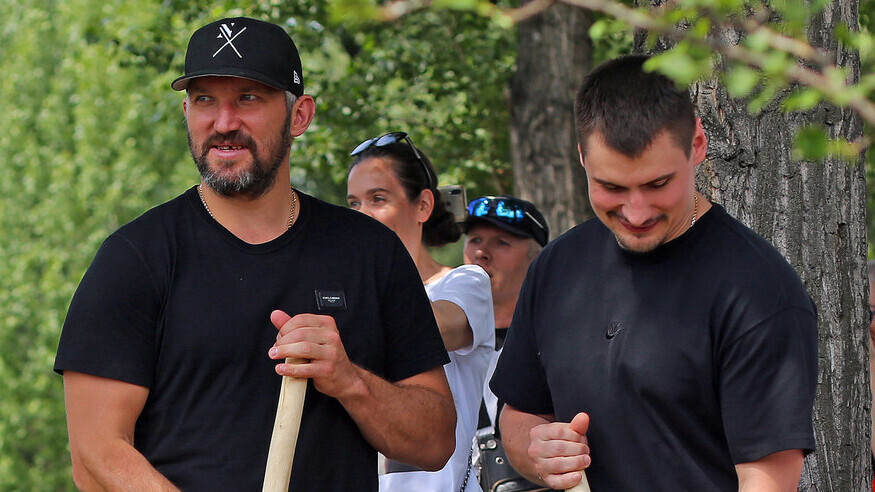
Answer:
[
  {"left": 377, "top": 238, "right": 449, "bottom": 383},
  {"left": 719, "top": 305, "right": 818, "bottom": 463},
  {"left": 54, "top": 232, "right": 163, "bottom": 388},
  {"left": 489, "top": 253, "right": 555, "bottom": 416}
]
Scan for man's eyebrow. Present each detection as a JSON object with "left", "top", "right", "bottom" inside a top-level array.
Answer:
[
  {"left": 645, "top": 172, "right": 675, "bottom": 184},
  {"left": 592, "top": 176, "right": 620, "bottom": 187},
  {"left": 593, "top": 172, "right": 675, "bottom": 187}
]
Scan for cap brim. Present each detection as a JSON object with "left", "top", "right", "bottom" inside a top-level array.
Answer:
[
  {"left": 463, "top": 216, "right": 534, "bottom": 240},
  {"left": 171, "top": 69, "right": 291, "bottom": 93}
]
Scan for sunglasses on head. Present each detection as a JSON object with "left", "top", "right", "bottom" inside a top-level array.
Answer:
[
  {"left": 350, "top": 131, "right": 433, "bottom": 189},
  {"left": 466, "top": 196, "right": 547, "bottom": 233}
]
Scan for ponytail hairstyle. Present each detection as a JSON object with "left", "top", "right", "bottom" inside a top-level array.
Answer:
[{"left": 350, "top": 140, "right": 461, "bottom": 247}]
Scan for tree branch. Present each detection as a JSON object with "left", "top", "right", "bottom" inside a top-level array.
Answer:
[
  {"left": 374, "top": 0, "right": 875, "bottom": 126},
  {"left": 552, "top": 0, "right": 875, "bottom": 125}
]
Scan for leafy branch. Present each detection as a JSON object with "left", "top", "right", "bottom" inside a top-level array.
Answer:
[{"left": 363, "top": 0, "right": 875, "bottom": 155}]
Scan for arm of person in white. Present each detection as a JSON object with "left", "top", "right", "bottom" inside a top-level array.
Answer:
[
  {"left": 499, "top": 405, "right": 591, "bottom": 490},
  {"left": 735, "top": 449, "right": 805, "bottom": 492},
  {"left": 432, "top": 300, "right": 474, "bottom": 351},
  {"left": 63, "top": 372, "right": 181, "bottom": 491},
  {"left": 270, "top": 310, "right": 456, "bottom": 471},
  {"left": 431, "top": 265, "right": 494, "bottom": 352}
]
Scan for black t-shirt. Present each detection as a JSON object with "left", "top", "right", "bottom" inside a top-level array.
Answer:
[
  {"left": 55, "top": 187, "right": 449, "bottom": 491},
  {"left": 491, "top": 204, "right": 817, "bottom": 491}
]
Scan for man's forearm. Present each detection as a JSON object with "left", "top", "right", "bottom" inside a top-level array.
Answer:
[
  {"left": 735, "top": 449, "right": 804, "bottom": 492},
  {"left": 336, "top": 366, "right": 456, "bottom": 471},
  {"left": 72, "top": 440, "right": 179, "bottom": 492},
  {"left": 499, "top": 406, "right": 552, "bottom": 485}
]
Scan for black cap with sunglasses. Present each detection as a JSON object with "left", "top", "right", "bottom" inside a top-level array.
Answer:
[{"left": 463, "top": 196, "right": 549, "bottom": 247}]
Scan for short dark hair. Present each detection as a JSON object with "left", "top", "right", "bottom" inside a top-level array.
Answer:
[
  {"left": 574, "top": 55, "right": 696, "bottom": 158},
  {"left": 349, "top": 142, "right": 461, "bottom": 247}
]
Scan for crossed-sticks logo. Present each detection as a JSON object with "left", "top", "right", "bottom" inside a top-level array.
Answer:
[{"left": 214, "top": 23, "right": 247, "bottom": 58}]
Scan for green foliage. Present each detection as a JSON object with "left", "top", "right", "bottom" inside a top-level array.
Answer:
[
  {"left": 295, "top": 7, "right": 517, "bottom": 202},
  {"left": 0, "top": 0, "right": 516, "bottom": 487},
  {"left": 646, "top": 42, "right": 714, "bottom": 87},
  {"left": 0, "top": 1, "right": 193, "bottom": 489},
  {"left": 589, "top": 15, "right": 635, "bottom": 64}
]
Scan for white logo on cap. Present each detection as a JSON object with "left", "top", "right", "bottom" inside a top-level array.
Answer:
[
  {"left": 293, "top": 71, "right": 300, "bottom": 85},
  {"left": 214, "top": 23, "right": 247, "bottom": 58}
]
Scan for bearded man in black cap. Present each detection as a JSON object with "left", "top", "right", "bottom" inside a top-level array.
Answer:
[{"left": 54, "top": 17, "right": 455, "bottom": 491}]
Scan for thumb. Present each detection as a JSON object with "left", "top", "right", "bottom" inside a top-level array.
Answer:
[
  {"left": 270, "top": 309, "right": 293, "bottom": 331},
  {"left": 568, "top": 412, "right": 590, "bottom": 439}
]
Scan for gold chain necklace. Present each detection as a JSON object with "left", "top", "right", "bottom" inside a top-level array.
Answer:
[
  {"left": 197, "top": 185, "right": 298, "bottom": 229},
  {"left": 690, "top": 193, "right": 699, "bottom": 228}
]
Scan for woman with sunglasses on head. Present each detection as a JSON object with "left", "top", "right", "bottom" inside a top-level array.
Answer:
[{"left": 347, "top": 132, "right": 495, "bottom": 492}]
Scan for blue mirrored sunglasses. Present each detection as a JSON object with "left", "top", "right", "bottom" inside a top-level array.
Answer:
[
  {"left": 350, "top": 131, "right": 433, "bottom": 189},
  {"left": 466, "top": 196, "right": 546, "bottom": 233}
]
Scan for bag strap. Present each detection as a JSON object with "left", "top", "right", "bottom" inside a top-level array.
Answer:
[{"left": 459, "top": 443, "right": 474, "bottom": 492}]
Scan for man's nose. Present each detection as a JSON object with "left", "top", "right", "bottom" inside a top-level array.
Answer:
[
  {"left": 621, "top": 192, "right": 651, "bottom": 226},
  {"left": 214, "top": 103, "right": 242, "bottom": 134},
  {"left": 475, "top": 245, "right": 490, "bottom": 260}
]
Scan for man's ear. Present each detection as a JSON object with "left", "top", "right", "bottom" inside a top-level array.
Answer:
[
  {"left": 578, "top": 143, "right": 586, "bottom": 168},
  {"left": 691, "top": 118, "right": 708, "bottom": 166},
  {"left": 290, "top": 95, "right": 316, "bottom": 137}
]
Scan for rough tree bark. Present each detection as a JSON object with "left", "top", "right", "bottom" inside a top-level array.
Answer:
[
  {"left": 510, "top": 2, "right": 593, "bottom": 236},
  {"left": 636, "top": 0, "right": 868, "bottom": 488}
]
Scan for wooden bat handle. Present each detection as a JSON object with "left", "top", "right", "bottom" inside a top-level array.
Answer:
[
  {"left": 565, "top": 470, "right": 591, "bottom": 492},
  {"left": 262, "top": 358, "right": 308, "bottom": 492}
]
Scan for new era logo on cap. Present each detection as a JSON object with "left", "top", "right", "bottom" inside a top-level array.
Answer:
[{"left": 171, "top": 17, "right": 304, "bottom": 96}]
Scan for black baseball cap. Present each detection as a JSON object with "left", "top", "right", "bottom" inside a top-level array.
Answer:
[
  {"left": 171, "top": 17, "right": 304, "bottom": 96},
  {"left": 463, "top": 195, "right": 549, "bottom": 247}
]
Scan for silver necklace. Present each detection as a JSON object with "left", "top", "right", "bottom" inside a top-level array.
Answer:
[{"left": 197, "top": 185, "right": 298, "bottom": 229}]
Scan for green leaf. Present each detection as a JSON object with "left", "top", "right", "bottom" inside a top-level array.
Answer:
[
  {"left": 782, "top": 87, "right": 824, "bottom": 111},
  {"left": 725, "top": 65, "right": 760, "bottom": 98},
  {"left": 590, "top": 19, "right": 610, "bottom": 40},
  {"left": 646, "top": 45, "right": 712, "bottom": 86},
  {"left": 792, "top": 126, "right": 830, "bottom": 160},
  {"left": 745, "top": 29, "right": 771, "bottom": 52}
]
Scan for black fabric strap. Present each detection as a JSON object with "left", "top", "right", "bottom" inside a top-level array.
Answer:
[
  {"left": 478, "top": 398, "right": 491, "bottom": 429},
  {"left": 495, "top": 327, "right": 508, "bottom": 350}
]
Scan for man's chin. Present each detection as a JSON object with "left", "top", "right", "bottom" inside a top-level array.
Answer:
[
  {"left": 614, "top": 233, "right": 663, "bottom": 254},
  {"left": 203, "top": 174, "right": 276, "bottom": 199}
]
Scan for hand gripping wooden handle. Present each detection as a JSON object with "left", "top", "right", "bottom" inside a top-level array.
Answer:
[
  {"left": 262, "top": 358, "right": 308, "bottom": 492},
  {"left": 565, "top": 471, "right": 591, "bottom": 492}
]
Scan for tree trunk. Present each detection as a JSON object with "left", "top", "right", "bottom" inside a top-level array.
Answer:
[
  {"left": 636, "top": 1, "right": 868, "bottom": 489},
  {"left": 510, "top": 3, "right": 593, "bottom": 237}
]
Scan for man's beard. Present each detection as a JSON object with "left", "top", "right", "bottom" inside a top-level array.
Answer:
[{"left": 190, "top": 111, "right": 292, "bottom": 199}]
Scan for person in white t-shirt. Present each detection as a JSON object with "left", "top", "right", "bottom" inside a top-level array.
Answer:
[{"left": 347, "top": 132, "right": 495, "bottom": 492}]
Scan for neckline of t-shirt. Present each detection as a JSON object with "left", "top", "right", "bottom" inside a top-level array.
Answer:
[{"left": 187, "top": 185, "right": 308, "bottom": 254}]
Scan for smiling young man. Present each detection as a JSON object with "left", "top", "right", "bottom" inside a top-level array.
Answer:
[
  {"left": 54, "top": 17, "right": 455, "bottom": 491},
  {"left": 490, "top": 55, "right": 818, "bottom": 491}
]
